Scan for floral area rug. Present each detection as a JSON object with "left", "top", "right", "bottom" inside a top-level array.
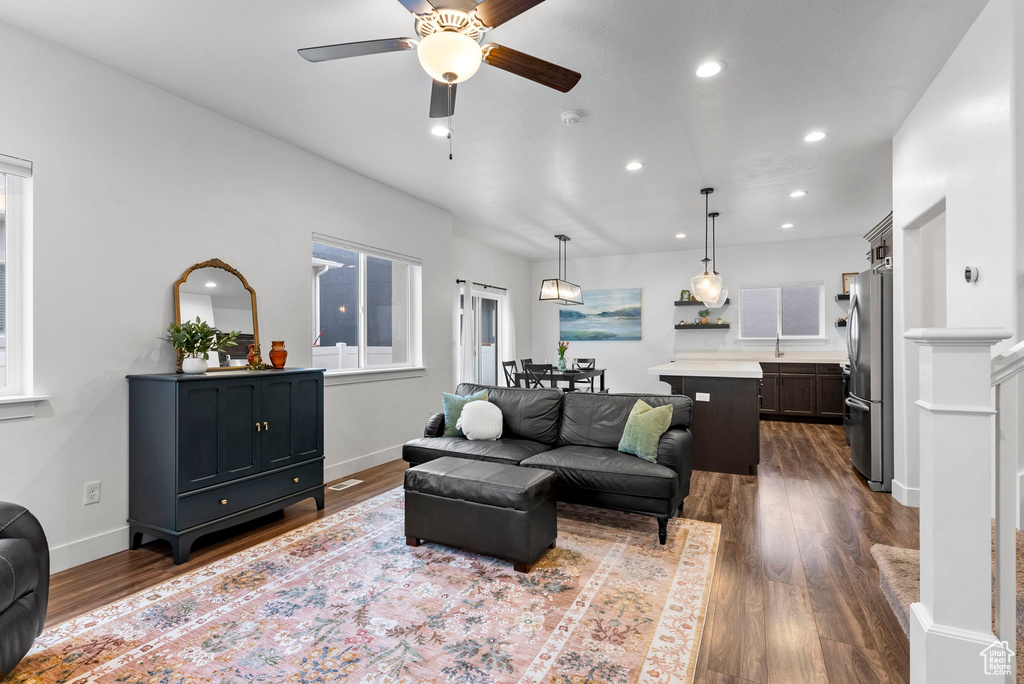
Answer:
[{"left": 12, "top": 488, "right": 719, "bottom": 684}]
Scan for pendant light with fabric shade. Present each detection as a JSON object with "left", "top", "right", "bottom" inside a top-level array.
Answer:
[
  {"left": 704, "top": 211, "right": 729, "bottom": 308},
  {"left": 690, "top": 188, "right": 723, "bottom": 305}
]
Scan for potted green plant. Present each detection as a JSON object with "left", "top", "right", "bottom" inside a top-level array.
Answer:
[
  {"left": 165, "top": 317, "right": 241, "bottom": 374},
  {"left": 698, "top": 309, "right": 711, "bottom": 325}
]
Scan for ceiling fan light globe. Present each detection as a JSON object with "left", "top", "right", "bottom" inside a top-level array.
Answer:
[{"left": 417, "top": 31, "right": 482, "bottom": 84}]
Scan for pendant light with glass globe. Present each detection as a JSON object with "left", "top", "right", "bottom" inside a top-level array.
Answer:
[
  {"left": 704, "top": 210, "right": 729, "bottom": 308},
  {"left": 690, "top": 188, "right": 724, "bottom": 305}
]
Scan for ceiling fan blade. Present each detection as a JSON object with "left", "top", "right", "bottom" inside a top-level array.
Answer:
[
  {"left": 429, "top": 80, "right": 457, "bottom": 118},
  {"left": 396, "top": 0, "right": 436, "bottom": 16},
  {"left": 473, "top": 0, "right": 547, "bottom": 28},
  {"left": 481, "top": 44, "right": 581, "bottom": 93},
  {"left": 298, "top": 38, "right": 417, "bottom": 63}
]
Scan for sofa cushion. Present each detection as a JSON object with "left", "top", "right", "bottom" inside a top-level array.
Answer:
[
  {"left": 522, "top": 445, "right": 678, "bottom": 499},
  {"left": 456, "top": 383, "right": 563, "bottom": 446},
  {"left": 442, "top": 389, "right": 488, "bottom": 437},
  {"left": 558, "top": 392, "right": 693, "bottom": 449},
  {"left": 405, "top": 457, "right": 556, "bottom": 511},
  {"left": 403, "top": 437, "right": 550, "bottom": 466}
]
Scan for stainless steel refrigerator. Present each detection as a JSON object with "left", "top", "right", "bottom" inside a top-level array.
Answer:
[{"left": 845, "top": 268, "right": 894, "bottom": 491}]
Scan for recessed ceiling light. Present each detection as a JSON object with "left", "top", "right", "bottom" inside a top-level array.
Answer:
[
  {"left": 675, "top": 233, "right": 686, "bottom": 239},
  {"left": 205, "top": 281, "right": 217, "bottom": 288},
  {"left": 696, "top": 61, "right": 725, "bottom": 78},
  {"left": 781, "top": 223, "right": 795, "bottom": 229},
  {"left": 789, "top": 190, "right": 807, "bottom": 198},
  {"left": 804, "top": 131, "right": 826, "bottom": 142},
  {"left": 430, "top": 125, "right": 450, "bottom": 137},
  {"left": 625, "top": 161, "right": 644, "bottom": 171}
]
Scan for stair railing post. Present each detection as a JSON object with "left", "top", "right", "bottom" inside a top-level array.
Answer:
[{"left": 905, "top": 327, "right": 1012, "bottom": 684}]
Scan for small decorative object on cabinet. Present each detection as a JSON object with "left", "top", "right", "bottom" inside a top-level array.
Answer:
[
  {"left": 165, "top": 318, "right": 240, "bottom": 375},
  {"left": 556, "top": 341, "right": 569, "bottom": 371},
  {"left": 698, "top": 309, "right": 710, "bottom": 325},
  {"left": 247, "top": 344, "right": 258, "bottom": 364},
  {"left": 127, "top": 368, "right": 325, "bottom": 563},
  {"left": 269, "top": 341, "right": 288, "bottom": 369}
]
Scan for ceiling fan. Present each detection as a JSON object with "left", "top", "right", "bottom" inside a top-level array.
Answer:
[{"left": 298, "top": 0, "right": 582, "bottom": 120}]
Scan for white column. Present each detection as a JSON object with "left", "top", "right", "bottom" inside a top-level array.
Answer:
[{"left": 905, "top": 328, "right": 1012, "bottom": 684}]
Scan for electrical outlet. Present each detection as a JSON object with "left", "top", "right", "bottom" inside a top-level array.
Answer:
[
  {"left": 84, "top": 481, "right": 101, "bottom": 505},
  {"left": 695, "top": 392, "right": 711, "bottom": 402}
]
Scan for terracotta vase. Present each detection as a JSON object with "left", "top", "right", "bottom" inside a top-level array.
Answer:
[
  {"left": 247, "top": 344, "right": 257, "bottom": 365},
  {"left": 269, "top": 341, "right": 288, "bottom": 369},
  {"left": 700, "top": 317, "right": 708, "bottom": 325}
]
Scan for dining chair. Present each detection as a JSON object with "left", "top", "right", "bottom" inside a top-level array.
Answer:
[
  {"left": 574, "top": 357, "right": 597, "bottom": 392},
  {"left": 522, "top": 363, "right": 553, "bottom": 389},
  {"left": 501, "top": 360, "right": 520, "bottom": 388},
  {"left": 520, "top": 358, "right": 534, "bottom": 369}
]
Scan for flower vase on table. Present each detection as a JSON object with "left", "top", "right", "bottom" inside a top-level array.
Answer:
[{"left": 557, "top": 341, "right": 569, "bottom": 372}]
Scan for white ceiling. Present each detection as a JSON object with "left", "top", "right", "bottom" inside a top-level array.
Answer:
[{"left": 0, "top": 0, "right": 984, "bottom": 260}]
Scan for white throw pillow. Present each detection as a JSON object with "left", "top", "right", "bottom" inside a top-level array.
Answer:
[{"left": 457, "top": 400, "right": 504, "bottom": 441}]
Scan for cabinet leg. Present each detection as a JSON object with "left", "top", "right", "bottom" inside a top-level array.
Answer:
[
  {"left": 129, "top": 530, "right": 144, "bottom": 550},
  {"left": 657, "top": 517, "right": 668, "bottom": 545},
  {"left": 173, "top": 534, "right": 197, "bottom": 565},
  {"left": 314, "top": 490, "right": 325, "bottom": 511}
]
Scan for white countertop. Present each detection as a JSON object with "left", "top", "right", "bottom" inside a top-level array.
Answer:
[
  {"left": 650, "top": 360, "right": 764, "bottom": 379},
  {"left": 670, "top": 351, "right": 848, "bottom": 365}
]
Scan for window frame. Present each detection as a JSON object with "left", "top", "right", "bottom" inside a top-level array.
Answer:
[
  {"left": 311, "top": 233, "right": 423, "bottom": 377},
  {"left": 736, "top": 281, "right": 827, "bottom": 342},
  {"left": 0, "top": 154, "right": 33, "bottom": 398}
]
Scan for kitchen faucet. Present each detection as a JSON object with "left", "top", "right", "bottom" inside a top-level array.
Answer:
[{"left": 775, "top": 333, "right": 783, "bottom": 358}]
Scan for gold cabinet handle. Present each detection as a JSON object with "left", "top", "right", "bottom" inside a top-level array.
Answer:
[
  {"left": 293, "top": 477, "right": 300, "bottom": 483},
  {"left": 220, "top": 499, "right": 228, "bottom": 505},
  {"left": 256, "top": 422, "right": 261, "bottom": 432},
  {"left": 264, "top": 421, "right": 269, "bottom": 431}
]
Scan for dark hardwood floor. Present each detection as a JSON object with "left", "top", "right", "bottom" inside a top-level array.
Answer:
[{"left": 45, "top": 420, "right": 917, "bottom": 684}]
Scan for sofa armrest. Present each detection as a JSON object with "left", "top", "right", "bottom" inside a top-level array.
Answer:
[
  {"left": 656, "top": 429, "right": 694, "bottom": 501},
  {"left": 0, "top": 502, "right": 49, "bottom": 638},
  {"left": 424, "top": 412, "right": 445, "bottom": 438}
]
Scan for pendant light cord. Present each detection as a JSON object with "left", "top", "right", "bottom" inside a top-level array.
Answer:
[
  {"left": 447, "top": 82, "right": 454, "bottom": 161},
  {"left": 711, "top": 213, "right": 718, "bottom": 275}
]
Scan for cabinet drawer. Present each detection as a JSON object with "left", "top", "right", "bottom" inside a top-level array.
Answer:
[
  {"left": 816, "top": 364, "right": 843, "bottom": 375},
  {"left": 780, "top": 363, "right": 816, "bottom": 374},
  {"left": 760, "top": 363, "right": 780, "bottom": 373},
  {"left": 177, "top": 460, "right": 324, "bottom": 530}
]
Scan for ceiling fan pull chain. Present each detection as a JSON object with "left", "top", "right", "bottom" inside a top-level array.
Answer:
[{"left": 447, "top": 80, "right": 454, "bottom": 160}]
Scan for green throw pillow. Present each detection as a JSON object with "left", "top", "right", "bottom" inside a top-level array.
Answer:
[
  {"left": 442, "top": 389, "right": 488, "bottom": 437},
  {"left": 618, "top": 399, "right": 673, "bottom": 463}
]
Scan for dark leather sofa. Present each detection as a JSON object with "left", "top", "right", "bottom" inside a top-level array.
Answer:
[
  {"left": 0, "top": 501, "right": 49, "bottom": 677},
  {"left": 403, "top": 384, "right": 695, "bottom": 543}
]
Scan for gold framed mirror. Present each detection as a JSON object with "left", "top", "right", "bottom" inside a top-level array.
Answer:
[{"left": 173, "top": 258, "right": 259, "bottom": 371}]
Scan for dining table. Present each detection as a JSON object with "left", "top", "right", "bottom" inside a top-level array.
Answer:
[{"left": 515, "top": 367, "right": 607, "bottom": 392}]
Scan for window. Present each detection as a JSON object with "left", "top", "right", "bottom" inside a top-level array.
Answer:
[
  {"left": 312, "top": 235, "right": 421, "bottom": 372},
  {"left": 738, "top": 283, "right": 824, "bottom": 340},
  {"left": 0, "top": 154, "right": 31, "bottom": 395},
  {"left": 457, "top": 285, "right": 505, "bottom": 385}
]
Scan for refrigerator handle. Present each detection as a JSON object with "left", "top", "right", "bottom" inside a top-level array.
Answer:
[
  {"left": 846, "top": 292, "right": 858, "bottom": 375},
  {"left": 845, "top": 395, "right": 872, "bottom": 411}
]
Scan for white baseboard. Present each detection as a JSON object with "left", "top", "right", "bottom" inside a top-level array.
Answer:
[
  {"left": 910, "top": 602, "right": 1001, "bottom": 683},
  {"left": 892, "top": 479, "right": 920, "bottom": 508},
  {"left": 49, "top": 525, "right": 129, "bottom": 574},
  {"left": 324, "top": 445, "right": 402, "bottom": 485},
  {"left": 48, "top": 447, "right": 404, "bottom": 573}
]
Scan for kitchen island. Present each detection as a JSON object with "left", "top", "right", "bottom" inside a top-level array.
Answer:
[{"left": 650, "top": 359, "right": 763, "bottom": 475}]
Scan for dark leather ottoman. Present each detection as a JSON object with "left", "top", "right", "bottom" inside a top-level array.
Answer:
[{"left": 404, "top": 457, "right": 557, "bottom": 573}]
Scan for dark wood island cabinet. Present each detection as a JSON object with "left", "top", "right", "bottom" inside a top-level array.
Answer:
[
  {"left": 759, "top": 362, "right": 845, "bottom": 421},
  {"left": 127, "top": 368, "right": 325, "bottom": 563}
]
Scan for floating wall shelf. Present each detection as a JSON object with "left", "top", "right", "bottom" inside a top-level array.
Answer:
[
  {"left": 836, "top": 321, "right": 848, "bottom": 327},
  {"left": 675, "top": 324, "right": 731, "bottom": 330},
  {"left": 674, "top": 299, "right": 731, "bottom": 307},
  {"left": 835, "top": 294, "right": 850, "bottom": 301}
]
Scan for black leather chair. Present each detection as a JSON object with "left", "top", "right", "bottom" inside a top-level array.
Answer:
[
  {"left": 404, "top": 384, "right": 694, "bottom": 544},
  {"left": 0, "top": 502, "right": 49, "bottom": 677}
]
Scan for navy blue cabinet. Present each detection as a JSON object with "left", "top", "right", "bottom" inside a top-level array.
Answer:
[{"left": 128, "top": 369, "right": 325, "bottom": 563}]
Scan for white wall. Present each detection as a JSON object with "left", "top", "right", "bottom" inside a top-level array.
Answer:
[
  {"left": 452, "top": 234, "right": 534, "bottom": 381},
  {"left": 0, "top": 20, "right": 458, "bottom": 571},
  {"left": 531, "top": 236, "right": 867, "bottom": 394},
  {"left": 891, "top": 0, "right": 1022, "bottom": 508}
]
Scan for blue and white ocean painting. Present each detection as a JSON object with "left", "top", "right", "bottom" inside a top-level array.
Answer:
[{"left": 558, "top": 288, "right": 642, "bottom": 341}]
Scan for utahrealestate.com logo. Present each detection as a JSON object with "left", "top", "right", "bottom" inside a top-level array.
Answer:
[{"left": 980, "top": 640, "right": 1015, "bottom": 676}]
